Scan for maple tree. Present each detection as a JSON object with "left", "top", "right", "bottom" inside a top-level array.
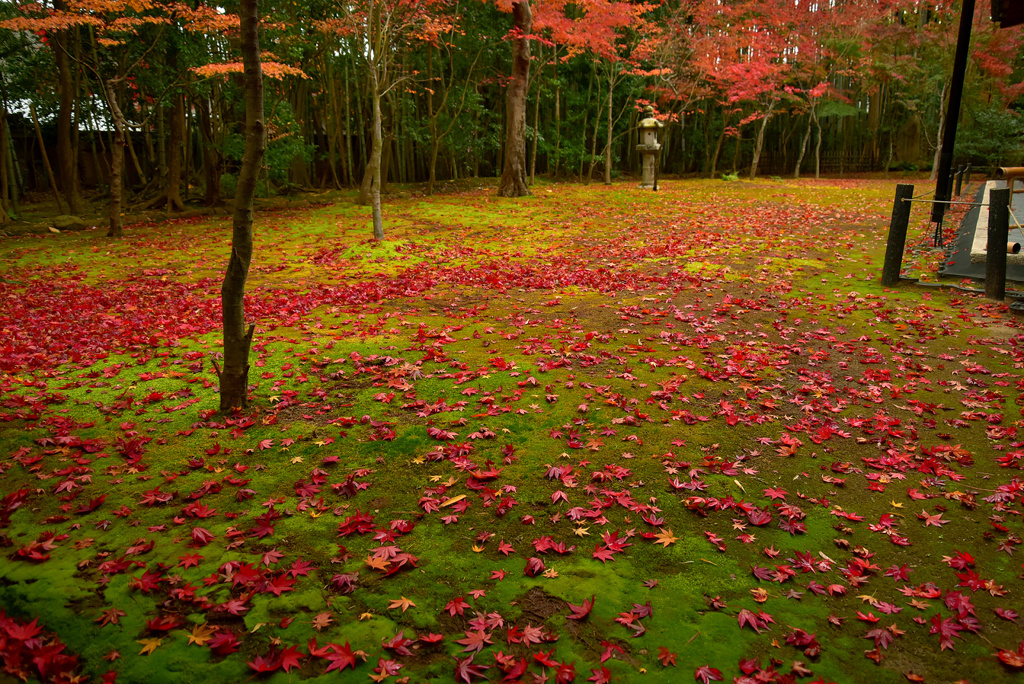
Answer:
[{"left": 216, "top": 0, "right": 264, "bottom": 411}]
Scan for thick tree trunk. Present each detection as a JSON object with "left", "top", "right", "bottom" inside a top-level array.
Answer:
[
  {"left": 166, "top": 95, "right": 186, "bottom": 210},
  {"left": 498, "top": 1, "right": 532, "bottom": 197},
  {"left": 53, "top": 0, "right": 80, "bottom": 214},
  {"left": 218, "top": 0, "right": 265, "bottom": 411}
]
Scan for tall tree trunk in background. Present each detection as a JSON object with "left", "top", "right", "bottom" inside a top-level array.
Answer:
[
  {"left": 929, "top": 80, "right": 947, "bottom": 182},
  {"left": 793, "top": 113, "right": 812, "bottom": 179},
  {"left": 369, "top": 81, "right": 384, "bottom": 239},
  {"left": 103, "top": 81, "right": 127, "bottom": 237},
  {"left": 53, "top": 0, "right": 80, "bottom": 214},
  {"left": 31, "top": 104, "right": 65, "bottom": 214},
  {"left": 198, "top": 97, "right": 222, "bottom": 206},
  {"left": 498, "top": 1, "right": 531, "bottom": 197},
  {"left": 0, "top": 103, "right": 8, "bottom": 224},
  {"left": 217, "top": 0, "right": 265, "bottom": 411},
  {"left": 710, "top": 116, "right": 728, "bottom": 177},
  {"left": 604, "top": 68, "right": 614, "bottom": 185},
  {"left": 749, "top": 98, "right": 776, "bottom": 180},
  {"left": 156, "top": 93, "right": 186, "bottom": 211},
  {"left": 813, "top": 107, "right": 822, "bottom": 180}
]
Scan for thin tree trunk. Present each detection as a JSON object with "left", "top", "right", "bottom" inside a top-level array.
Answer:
[
  {"left": 497, "top": 1, "right": 532, "bottom": 197},
  {"left": 793, "top": 113, "right": 812, "bottom": 179},
  {"left": 218, "top": 0, "right": 265, "bottom": 411},
  {"left": 749, "top": 98, "right": 776, "bottom": 180},
  {"left": 930, "top": 80, "right": 947, "bottom": 182},
  {"left": 344, "top": 60, "right": 354, "bottom": 188},
  {"left": 813, "top": 108, "right": 822, "bottom": 180},
  {"left": 604, "top": 69, "right": 614, "bottom": 185},
  {"left": 370, "top": 84, "right": 384, "bottom": 239},
  {"left": 0, "top": 103, "right": 9, "bottom": 223},
  {"left": 103, "top": 81, "right": 127, "bottom": 237},
  {"left": 125, "top": 126, "right": 146, "bottom": 185},
  {"left": 198, "top": 97, "right": 222, "bottom": 206},
  {"left": 710, "top": 117, "right": 728, "bottom": 178},
  {"left": 30, "top": 104, "right": 66, "bottom": 215},
  {"left": 553, "top": 80, "right": 560, "bottom": 177},
  {"left": 530, "top": 48, "right": 541, "bottom": 185}
]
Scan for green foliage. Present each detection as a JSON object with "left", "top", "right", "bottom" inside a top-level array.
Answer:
[
  {"left": 954, "top": 107, "right": 1024, "bottom": 169},
  {"left": 721, "top": 172, "right": 739, "bottom": 181},
  {"left": 222, "top": 99, "right": 313, "bottom": 195}
]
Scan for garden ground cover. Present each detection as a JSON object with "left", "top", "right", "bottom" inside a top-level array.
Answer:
[{"left": 1, "top": 177, "right": 1023, "bottom": 684}]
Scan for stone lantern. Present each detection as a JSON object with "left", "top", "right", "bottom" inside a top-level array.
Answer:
[{"left": 637, "top": 106, "right": 663, "bottom": 189}]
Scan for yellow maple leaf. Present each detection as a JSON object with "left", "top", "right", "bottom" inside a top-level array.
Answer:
[
  {"left": 750, "top": 587, "right": 769, "bottom": 603},
  {"left": 573, "top": 526, "right": 590, "bottom": 537},
  {"left": 653, "top": 528, "right": 678, "bottom": 547},
  {"left": 290, "top": 456, "right": 304, "bottom": 464},
  {"left": 137, "top": 638, "right": 162, "bottom": 655},
  {"left": 364, "top": 555, "right": 389, "bottom": 571},
  {"left": 187, "top": 623, "right": 216, "bottom": 646},
  {"left": 388, "top": 596, "right": 416, "bottom": 613},
  {"left": 358, "top": 612, "right": 374, "bottom": 621}
]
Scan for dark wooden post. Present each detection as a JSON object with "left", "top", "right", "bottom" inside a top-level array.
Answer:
[
  {"left": 881, "top": 184, "right": 914, "bottom": 286},
  {"left": 986, "top": 187, "right": 1010, "bottom": 301}
]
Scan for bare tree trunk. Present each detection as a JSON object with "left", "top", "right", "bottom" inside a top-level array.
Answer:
[
  {"left": 370, "top": 76, "right": 384, "bottom": 239},
  {"left": 749, "top": 98, "right": 776, "bottom": 180},
  {"left": 604, "top": 69, "right": 614, "bottom": 185},
  {"left": 53, "top": 0, "right": 80, "bottom": 214},
  {"left": 102, "top": 82, "right": 126, "bottom": 237},
  {"left": 530, "top": 76, "right": 540, "bottom": 185},
  {"left": 169, "top": 94, "right": 185, "bottom": 209},
  {"left": 217, "top": 0, "right": 265, "bottom": 411},
  {"left": 929, "top": 81, "right": 947, "bottom": 182},
  {"left": 813, "top": 108, "right": 822, "bottom": 180},
  {"left": 344, "top": 60, "right": 354, "bottom": 188},
  {"left": 794, "top": 113, "right": 812, "bottom": 179},
  {"left": 497, "top": 1, "right": 532, "bottom": 197},
  {"left": 710, "top": 115, "right": 728, "bottom": 177},
  {"left": 553, "top": 79, "right": 560, "bottom": 177},
  {"left": 30, "top": 104, "right": 66, "bottom": 215},
  {"left": 198, "top": 97, "right": 222, "bottom": 206},
  {"left": 0, "top": 103, "right": 8, "bottom": 224}
]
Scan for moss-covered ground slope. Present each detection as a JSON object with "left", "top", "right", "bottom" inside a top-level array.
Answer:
[{"left": 1, "top": 178, "right": 1022, "bottom": 684}]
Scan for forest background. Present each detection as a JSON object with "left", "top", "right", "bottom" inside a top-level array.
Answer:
[{"left": 1, "top": 0, "right": 1024, "bottom": 232}]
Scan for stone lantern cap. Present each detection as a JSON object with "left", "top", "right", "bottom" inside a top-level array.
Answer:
[
  {"left": 638, "top": 105, "right": 663, "bottom": 131},
  {"left": 637, "top": 105, "right": 663, "bottom": 153}
]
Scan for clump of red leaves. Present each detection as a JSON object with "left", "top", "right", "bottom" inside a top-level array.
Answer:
[{"left": 0, "top": 610, "right": 84, "bottom": 683}]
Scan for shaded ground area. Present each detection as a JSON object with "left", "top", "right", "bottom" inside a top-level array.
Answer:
[
  {"left": 1, "top": 178, "right": 1023, "bottom": 684},
  {"left": 939, "top": 180, "right": 1024, "bottom": 286}
]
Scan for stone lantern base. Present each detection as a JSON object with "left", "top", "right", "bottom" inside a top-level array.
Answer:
[{"left": 637, "top": 143, "right": 661, "bottom": 189}]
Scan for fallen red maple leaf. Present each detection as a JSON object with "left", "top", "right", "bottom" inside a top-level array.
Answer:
[
  {"left": 695, "top": 664, "right": 723, "bottom": 683},
  {"left": 567, "top": 595, "right": 594, "bottom": 620}
]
